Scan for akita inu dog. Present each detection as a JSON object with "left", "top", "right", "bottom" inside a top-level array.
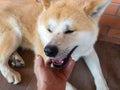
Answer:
[{"left": 0, "top": 0, "right": 110, "bottom": 90}]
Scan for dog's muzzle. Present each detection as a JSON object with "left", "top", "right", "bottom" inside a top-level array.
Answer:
[{"left": 52, "top": 46, "right": 78, "bottom": 69}]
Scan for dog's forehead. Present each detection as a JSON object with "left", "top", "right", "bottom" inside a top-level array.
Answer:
[{"left": 48, "top": 18, "right": 72, "bottom": 32}]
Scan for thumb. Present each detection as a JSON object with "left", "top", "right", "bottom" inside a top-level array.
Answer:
[{"left": 34, "top": 55, "right": 45, "bottom": 77}]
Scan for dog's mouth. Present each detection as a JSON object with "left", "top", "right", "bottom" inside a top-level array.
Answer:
[{"left": 52, "top": 46, "right": 78, "bottom": 69}]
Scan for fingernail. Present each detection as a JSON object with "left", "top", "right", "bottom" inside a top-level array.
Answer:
[{"left": 36, "top": 55, "right": 41, "bottom": 60}]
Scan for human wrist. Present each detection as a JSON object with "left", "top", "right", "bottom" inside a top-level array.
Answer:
[{"left": 38, "top": 83, "right": 66, "bottom": 90}]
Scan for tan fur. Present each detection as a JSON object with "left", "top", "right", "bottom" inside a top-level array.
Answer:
[
  {"left": 0, "top": 0, "right": 110, "bottom": 89},
  {"left": 84, "top": 0, "right": 106, "bottom": 14},
  {"left": 1, "top": 2, "right": 38, "bottom": 41},
  {"left": 0, "top": 1, "right": 46, "bottom": 84},
  {"left": 0, "top": 1, "right": 46, "bottom": 57},
  {"left": 39, "top": 0, "right": 95, "bottom": 32}
]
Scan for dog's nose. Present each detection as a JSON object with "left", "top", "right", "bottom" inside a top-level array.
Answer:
[{"left": 44, "top": 45, "right": 58, "bottom": 57}]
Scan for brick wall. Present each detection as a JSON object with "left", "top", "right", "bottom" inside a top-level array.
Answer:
[
  {"left": 0, "top": 0, "right": 120, "bottom": 44},
  {"left": 99, "top": 0, "right": 120, "bottom": 44}
]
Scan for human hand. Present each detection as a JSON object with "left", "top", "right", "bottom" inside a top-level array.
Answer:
[{"left": 35, "top": 55, "right": 75, "bottom": 90}]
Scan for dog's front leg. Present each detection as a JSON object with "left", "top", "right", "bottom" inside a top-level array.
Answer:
[
  {"left": 83, "top": 48, "right": 109, "bottom": 90},
  {"left": 33, "top": 40, "right": 47, "bottom": 72},
  {"left": 0, "top": 29, "right": 22, "bottom": 84}
]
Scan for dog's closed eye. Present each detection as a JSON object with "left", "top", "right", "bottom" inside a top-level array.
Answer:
[
  {"left": 48, "top": 28, "right": 52, "bottom": 33},
  {"left": 64, "top": 30, "right": 74, "bottom": 34}
]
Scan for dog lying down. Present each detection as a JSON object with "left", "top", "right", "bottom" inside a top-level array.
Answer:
[{"left": 0, "top": 0, "right": 110, "bottom": 90}]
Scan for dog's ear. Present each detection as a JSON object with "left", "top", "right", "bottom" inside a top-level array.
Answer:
[
  {"left": 41, "top": 0, "right": 51, "bottom": 10},
  {"left": 41, "top": 0, "right": 57, "bottom": 10},
  {"left": 84, "top": 0, "right": 111, "bottom": 21}
]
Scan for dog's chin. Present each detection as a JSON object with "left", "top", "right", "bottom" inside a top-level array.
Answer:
[
  {"left": 51, "top": 46, "right": 78, "bottom": 69},
  {"left": 52, "top": 56, "right": 70, "bottom": 69}
]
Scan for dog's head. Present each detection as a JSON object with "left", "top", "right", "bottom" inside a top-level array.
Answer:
[{"left": 37, "top": 0, "right": 110, "bottom": 68}]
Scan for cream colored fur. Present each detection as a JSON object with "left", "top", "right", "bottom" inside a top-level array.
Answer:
[{"left": 0, "top": 0, "right": 110, "bottom": 90}]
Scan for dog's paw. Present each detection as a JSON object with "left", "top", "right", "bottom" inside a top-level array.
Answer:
[
  {"left": 9, "top": 58, "right": 25, "bottom": 68},
  {"left": 1, "top": 67, "right": 21, "bottom": 84},
  {"left": 7, "top": 70, "right": 21, "bottom": 84},
  {"left": 9, "top": 52, "right": 25, "bottom": 68}
]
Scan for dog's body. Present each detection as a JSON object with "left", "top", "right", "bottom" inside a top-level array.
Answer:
[{"left": 0, "top": 0, "right": 110, "bottom": 90}]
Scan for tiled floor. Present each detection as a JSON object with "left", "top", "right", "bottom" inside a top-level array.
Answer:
[
  {"left": 0, "top": 41, "right": 120, "bottom": 90},
  {"left": 69, "top": 41, "right": 120, "bottom": 90}
]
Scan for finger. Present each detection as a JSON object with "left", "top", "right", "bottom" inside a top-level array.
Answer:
[
  {"left": 36, "top": 55, "right": 45, "bottom": 67},
  {"left": 63, "top": 58, "right": 75, "bottom": 78},
  {"left": 34, "top": 55, "right": 45, "bottom": 75}
]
